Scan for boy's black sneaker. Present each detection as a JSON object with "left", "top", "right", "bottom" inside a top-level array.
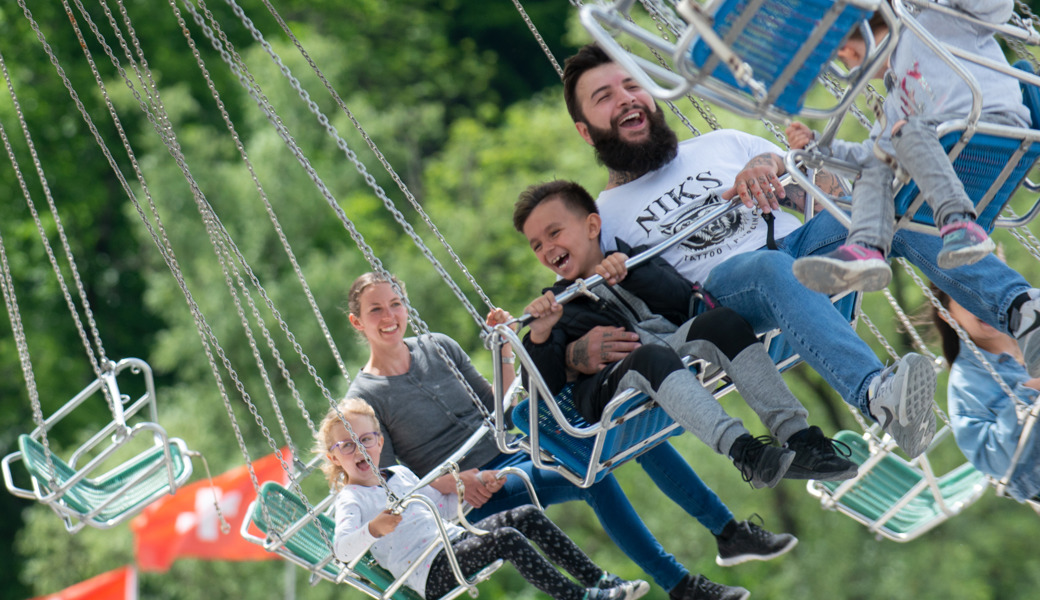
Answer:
[
  {"left": 669, "top": 574, "right": 750, "bottom": 600},
  {"left": 716, "top": 516, "right": 798, "bottom": 566},
  {"left": 782, "top": 426, "right": 859, "bottom": 481},
  {"left": 729, "top": 434, "right": 794, "bottom": 488}
]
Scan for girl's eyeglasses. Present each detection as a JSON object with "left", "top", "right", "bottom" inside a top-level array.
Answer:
[{"left": 329, "top": 432, "right": 380, "bottom": 456}]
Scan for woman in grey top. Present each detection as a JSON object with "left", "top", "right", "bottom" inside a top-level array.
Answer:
[{"left": 343, "top": 272, "right": 796, "bottom": 600}]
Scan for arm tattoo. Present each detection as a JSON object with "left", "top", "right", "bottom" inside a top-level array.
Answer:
[
  {"left": 566, "top": 338, "right": 591, "bottom": 373},
  {"left": 780, "top": 183, "right": 806, "bottom": 211},
  {"left": 814, "top": 170, "right": 846, "bottom": 197},
  {"left": 747, "top": 153, "right": 779, "bottom": 171}
]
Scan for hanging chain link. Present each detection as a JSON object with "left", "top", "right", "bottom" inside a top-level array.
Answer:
[{"left": 259, "top": 0, "right": 498, "bottom": 315}]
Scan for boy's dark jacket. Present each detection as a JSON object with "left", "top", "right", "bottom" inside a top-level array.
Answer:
[{"left": 521, "top": 239, "right": 699, "bottom": 398}]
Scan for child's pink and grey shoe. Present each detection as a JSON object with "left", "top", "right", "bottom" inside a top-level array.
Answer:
[
  {"left": 937, "top": 221, "right": 995, "bottom": 269},
  {"left": 792, "top": 244, "right": 892, "bottom": 295}
]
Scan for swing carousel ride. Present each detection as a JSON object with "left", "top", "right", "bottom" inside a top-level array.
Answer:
[{"left": 3, "top": 0, "right": 1040, "bottom": 598}]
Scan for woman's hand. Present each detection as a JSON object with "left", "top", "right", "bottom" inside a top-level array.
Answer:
[
  {"left": 486, "top": 307, "right": 516, "bottom": 362},
  {"left": 368, "top": 510, "right": 402, "bottom": 537},
  {"left": 458, "top": 468, "right": 496, "bottom": 508}
]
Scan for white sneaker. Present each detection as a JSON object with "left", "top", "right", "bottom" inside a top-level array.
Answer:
[
  {"left": 867, "top": 352, "right": 937, "bottom": 458},
  {"left": 1012, "top": 291, "right": 1040, "bottom": 377}
]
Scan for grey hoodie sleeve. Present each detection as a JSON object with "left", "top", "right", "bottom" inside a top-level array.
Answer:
[{"left": 946, "top": 0, "right": 1014, "bottom": 24}]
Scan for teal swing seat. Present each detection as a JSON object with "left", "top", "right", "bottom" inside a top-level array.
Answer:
[
  {"left": 580, "top": 0, "right": 895, "bottom": 120},
  {"left": 1, "top": 358, "right": 193, "bottom": 533},
  {"left": 807, "top": 428, "right": 988, "bottom": 542},
  {"left": 241, "top": 425, "right": 534, "bottom": 599},
  {"left": 242, "top": 480, "right": 426, "bottom": 600}
]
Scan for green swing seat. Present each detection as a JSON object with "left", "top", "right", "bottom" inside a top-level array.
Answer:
[
  {"left": 15, "top": 432, "right": 191, "bottom": 531},
  {"left": 2, "top": 358, "right": 194, "bottom": 533},
  {"left": 243, "top": 480, "right": 504, "bottom": 600},
  {"left": 244, "top": 480, "right": 423, "bottom": 599},
  {"left": 808, "top": 430, "right": 988, "bottom": 542}
]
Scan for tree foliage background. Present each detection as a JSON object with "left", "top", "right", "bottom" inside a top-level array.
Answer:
[{"left": 1, "top": 1, "right": 1039, "bottom": 599}]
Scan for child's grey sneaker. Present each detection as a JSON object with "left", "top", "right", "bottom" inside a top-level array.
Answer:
[
  {"left": 586, "top": 578, "right": 650, "bottom": 600},
  {"left": 937, "top": 221, "right": 995, "bottom": 269},
  {"left": 792, "top": 244, "right": 892, "bottom": 295},
  {"left": 868, "top": 352, "right": 937, "bottom": 458},
  {"left": 716, "top": 517, "right": 797, "bottom": 567},
  {"left": 669, "top": 574, "right": 750, "bottom": 600},
  {"left": 729, "top": 434, "right": 795, "bottom": 489},
  {"left": 1011, "top": 291, "right": 1040, "bottom": 377}
]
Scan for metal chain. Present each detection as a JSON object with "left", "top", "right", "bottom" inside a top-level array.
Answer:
[
  {"left": 113, "top": 0, "right": 332, "bottom": 437},
  {"left": 858, "top": 311, "right": 901, "bottom": 362},
  {"left": 13, "top": 1, "right": 126, "bottom": 418},
  {"left": 259, "top": 0, "right": 498, "bottom": 315},
  {"left": 213, "top": 0, "right": 490, "bottom": 334},
  {"left": 1002, "top": 206, "right": 1040, "bottom": 262},
  {"left": 183, "top": 0, "right": 498, "bottom": 431},
  {"left": 0, "top": 90, "right": 57, "bottom": 480},
  {"left": 39, "top": 0, "right": 284, "bottom": 531},
  {"left": 514, "top": 0, "right": 564, "bottom": 78},
  {"left": 881, "top": 286, "right": 938, "bottom": 362}
]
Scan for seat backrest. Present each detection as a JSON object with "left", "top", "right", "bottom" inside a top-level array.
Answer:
[
  {"left": 19, "top": 434, "right": 91, "bottom": 512},
  {"left": 690, "top": 0, "right": 873, "bottom": 115},
  {"left": 512, "top": 383, "right": 681, "bottom": 484}
]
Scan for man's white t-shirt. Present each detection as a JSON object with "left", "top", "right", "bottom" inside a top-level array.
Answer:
[{"left": 597, "top": 129, "right": 802, "bottom": 284}]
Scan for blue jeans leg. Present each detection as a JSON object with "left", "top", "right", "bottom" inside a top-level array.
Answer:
[
  {"left": 800, "top": 211, "right": 1032, "bottom": 334},
  {"left": 636, "top": 443, "right": 733, "bottom": 535},
  {"left": 472, "top": 454, "right": 687, "bottom": 591},
  {"left": 703, "top": 217, "right": 883, "bottom": 417},
  {"left": 889, "top": 228, "right": 1030, "bottom": 333}
]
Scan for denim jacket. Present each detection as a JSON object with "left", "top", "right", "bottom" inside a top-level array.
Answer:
[{"left": 948, "top": 341, "right": 1040, "bottom": 502}]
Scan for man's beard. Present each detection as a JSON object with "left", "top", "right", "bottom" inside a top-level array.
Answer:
[{"left": 585, "top": 104, "right": 678, "bottom": 177}]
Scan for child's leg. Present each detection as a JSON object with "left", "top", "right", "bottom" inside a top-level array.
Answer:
[
  {"left": 891, "top": 116, "right": 974, "bottom": 227},
  {"left": 670, "top": 308, "right": 809, "bottom": 445},
  {"left": 424, "top": 509, "right": 589, "bottom": 600},
  {"left": 846, "top": 161, "right": 898, "bottom": 257},
  {"left": 791, "top": 159, "right": 894, "bottom": 294},
  {"left": 576, "top": 345, "right": 749, "bottom": 455},
  {"left": 481, "top": 505, "right": 604, "bottom": 585},
  {"left": 892, "top": 115, "right": 995, "bottom": 269},
  {"left": 576, "top": 345, "right": 794, "bottom": 488}
]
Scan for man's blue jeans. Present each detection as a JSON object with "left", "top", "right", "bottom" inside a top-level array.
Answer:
[
  {"left": 702, "top": 210, "right": 1031, "bottom": 417},
  {"left": 473, "top": 442, "right": 732, "bottom": 591}
]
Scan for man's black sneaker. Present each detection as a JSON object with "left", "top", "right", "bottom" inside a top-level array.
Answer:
[
  {"left": 669, "top": 574, "right": 750, "bottom": 600},
  {"left": 716, "top": 515, "right": 798, "bottom": 566},
  {"left": 783, "top": 426, "right": 859, "bottom": 481},
  {"left": 729, "top": 433, "right": 795, "bottom": 488}
]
